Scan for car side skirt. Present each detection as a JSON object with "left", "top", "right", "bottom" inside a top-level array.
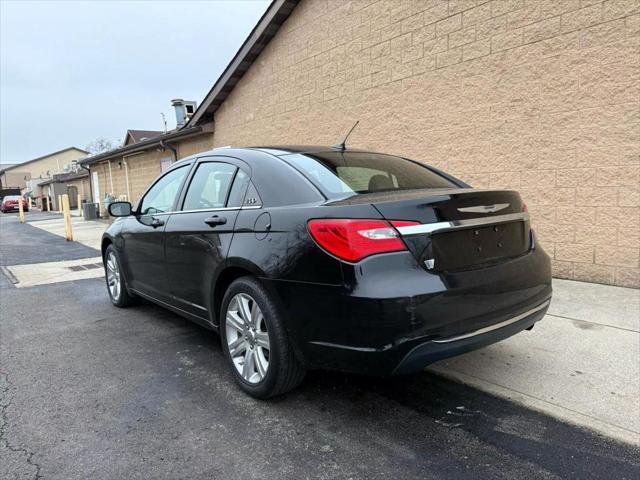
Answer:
[{"left": 129, "top": 288, "right": 217, "bottom": 332}]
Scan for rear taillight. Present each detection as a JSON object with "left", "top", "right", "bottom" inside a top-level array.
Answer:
[
  {"left": 522, "top": 203, "right": 528, "bottom": 213},
  {"left": 307, "top": 219, "right": 420, "bottom": 262}
]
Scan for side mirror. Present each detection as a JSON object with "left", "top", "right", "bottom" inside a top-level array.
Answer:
[{"left": 108, "top": 201, "right": 133, "bottom": 217}]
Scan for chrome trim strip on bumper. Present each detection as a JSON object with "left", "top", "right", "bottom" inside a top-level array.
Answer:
[
  {"left": 395, "top": 212, "right": 529, "bottom": 236},
  {"left": 431, "top": 299, "right": 550, "bottom": 344}
]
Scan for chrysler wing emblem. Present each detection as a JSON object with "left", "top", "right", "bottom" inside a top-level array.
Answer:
[{"left": 457, "top": 203, "right": 510, "bottom": 214}]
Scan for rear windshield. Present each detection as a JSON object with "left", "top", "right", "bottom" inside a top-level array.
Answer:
[
  {"left": 3, "top": 195, "right": 20, "bottom": 201},
  {"left": 280, "top": 152, "right": 457, "bottom": 198}
]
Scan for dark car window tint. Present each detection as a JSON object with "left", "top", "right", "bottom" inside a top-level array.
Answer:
[
  {"left": 227, "top": 170, "right": 251, "bottom": 207},
  {"left": 139, "top": 165, "right": 188, "bottom": 215},
  {"left": 282, "top": 152, "right": 456, "bottom": 198},
  {"left": 337, "top": 166, "right": 400, "bottom": 191},
  {"left": 183, "top": 162, "right": 236, "bottom": 211}
]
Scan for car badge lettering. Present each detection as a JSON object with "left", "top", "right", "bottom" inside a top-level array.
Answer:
[{"left": 457, "top": 203, "right": 510, "bottom": 214}]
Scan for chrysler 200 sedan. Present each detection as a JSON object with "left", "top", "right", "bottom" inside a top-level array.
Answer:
[{"left": 102, "top": 146, "right": 552, "bottom": 398}]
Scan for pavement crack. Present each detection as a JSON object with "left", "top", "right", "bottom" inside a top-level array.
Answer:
[{"left": 0, "top": 371, "right": 43, "bottom": 480}]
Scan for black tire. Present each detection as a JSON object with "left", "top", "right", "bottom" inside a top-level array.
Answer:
[
  {"left": 220, "top": 276, "right": 306, "bottom": 399},
  {"left": 104, "top": 244, "right": 135, "bottom": 308}
]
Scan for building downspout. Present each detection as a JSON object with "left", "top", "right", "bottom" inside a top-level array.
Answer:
[
  {"left": 121, "top": 151, "right": 146, "bottom": 201},
  {"left": 107, "top": 161, "right": 114, "bottom": 194},
  {"left": 123, "top": 161, "right": 131, "bottom": 201},
  {"left": 160, "top": 139, "right": 178, "bottom": 163},
  {"left": 80, "top": 163, "right": 93, "bottom": 203}
]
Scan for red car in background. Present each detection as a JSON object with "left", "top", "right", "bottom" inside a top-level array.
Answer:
[{"left": 1, "top": 195, "right": 29, "bottom": 213}]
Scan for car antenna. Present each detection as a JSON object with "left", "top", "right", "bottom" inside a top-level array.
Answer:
[{"left": 332, "top": 120, "right": 359, "bottom": 151}]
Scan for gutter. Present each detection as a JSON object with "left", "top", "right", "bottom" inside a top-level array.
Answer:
[
  {"left": 160, "top": 139, "right": 178, "bottom": 163},
  {"left": 80, "top": 126, "right": 204, "bottom": 167}
]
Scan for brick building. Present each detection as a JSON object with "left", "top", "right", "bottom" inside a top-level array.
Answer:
[
  {"left": 38, "top": 170, "right": 91, "bottom": 211},
  {"left": 83, "top": 0, "right": 640, "bottom": 288},
  {"left": 0, "top": 147, "right": 88, "bottom": 191}
]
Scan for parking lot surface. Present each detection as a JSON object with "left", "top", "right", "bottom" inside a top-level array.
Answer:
[{"left": 1, "top": 212, "right": 639, "bottom": 479}]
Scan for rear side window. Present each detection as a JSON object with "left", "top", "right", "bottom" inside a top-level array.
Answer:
[
  {"left": 227, "top": 170, "right": 262, "bottom": 208},
  {"left": 226, "top": 170, "right": 250, "bottom": 207},
  {"left": 182, "top": 162, "right": 236, "bottom": 211},
  {"left": 282, "top": 152, "right": 456, "bottom": 198}
]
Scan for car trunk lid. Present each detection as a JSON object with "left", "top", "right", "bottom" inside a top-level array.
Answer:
[{"left": 330, "top": 188, "right": 531, "bottom": 271}]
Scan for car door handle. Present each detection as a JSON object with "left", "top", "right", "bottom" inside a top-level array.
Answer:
[
  {"left": 204, "top": 215, "right": 227, "bottom": 227},
  {"left": 151, "top": 217, "right": 164, "bottom": 228}
]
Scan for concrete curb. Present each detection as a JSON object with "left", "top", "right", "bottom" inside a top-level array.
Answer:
[{"left": 429, "top": 365, "right": 640, "bottom": 447}]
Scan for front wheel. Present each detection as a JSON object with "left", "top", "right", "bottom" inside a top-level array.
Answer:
[
  {"left": 104, "top": 245, "right": 135, "bottom": 307},
  {"left": 220, "top": 277, "right": 305, "bottom": 398}
]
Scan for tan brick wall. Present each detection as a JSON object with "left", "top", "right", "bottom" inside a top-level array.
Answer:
[
  {"left": 91, "top": 150, "right": 167, "bottom": 214},
  {"left": 1, "top": 148, "right": 87, "bottom": 188},
  {"left": 0, "top": 170, "right": 28, "bottom": 189},
  {"left": 61, "top": 177, "right": 91, "bottom": 202},
  {"left": 177, "top": 133, "right": 214, "bottom": 160},
  {"left": 211, "top": 0, "right": 640, "bottom": 288},
  {"left": 87, "top": 134, "right": 214, "bottom": 215},
  {"left": 126, "top": 150, "right": 167, "bottom": 203}
]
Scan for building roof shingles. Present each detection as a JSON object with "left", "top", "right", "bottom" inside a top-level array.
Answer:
[{"left": 125, "top": 130, "right": 164, "bottom": 145}]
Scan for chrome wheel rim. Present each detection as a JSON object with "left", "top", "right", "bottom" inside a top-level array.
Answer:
[
  {"left": 225, "top": 293, "right": 270, "bottom": 384},
  {"left": 105, "top": 252, "right": 121, "bottom": 301}
]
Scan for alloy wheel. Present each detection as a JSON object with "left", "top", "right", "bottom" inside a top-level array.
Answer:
[
  {"left": 106, "top": 252, "right": 121, "bottom": 301},
  {"left": 225, "top": 293, "right": 270, "bottom": 384}
]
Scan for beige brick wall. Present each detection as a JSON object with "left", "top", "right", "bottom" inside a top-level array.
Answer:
[
  {"left": 177, "top": 133, "right": 214, "bottom": 159},
  {"left": 1, "top": 170, "right": 28, "bottom": 189},
  {"left": 1, "top": 148, "right": 86, "bottom": 189},
  {"left": 92, "top": 150, "right": 167, "bottom": 213},
  {"left": 212, "top": 0, "right": 640, "bottom": 288},
  {"left": 62, "top": 177, "right": 91, "bottom": 202},
  {"left": 88, "top": 134, "right": 215, "bottom": 215}
]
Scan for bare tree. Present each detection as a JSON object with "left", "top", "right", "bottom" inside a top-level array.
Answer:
[{"left": 85, "top": 137, "right": 115, "bottom": 154}]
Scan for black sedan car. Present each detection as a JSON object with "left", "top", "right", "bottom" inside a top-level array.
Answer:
[{"left": 102, "top": 146, "right": 552, "bottom": 398}]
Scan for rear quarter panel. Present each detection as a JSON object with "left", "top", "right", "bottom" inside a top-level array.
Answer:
[{"left": 226, "top": 201, "right": 389, "bottom": 284}]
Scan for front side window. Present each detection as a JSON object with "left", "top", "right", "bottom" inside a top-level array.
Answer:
[
  {"left": 182, "top": 162, "right": 237, "bottom": 211},
  {"left": 139, "top": 165, "right": 188, "bottom": 215},
  {"left": 281, "top": 152, "right": 456, "bottom": 198}
]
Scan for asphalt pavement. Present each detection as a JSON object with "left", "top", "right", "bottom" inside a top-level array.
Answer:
[{"left": 1, "top": 212, "right": 639, "bottom": 480}]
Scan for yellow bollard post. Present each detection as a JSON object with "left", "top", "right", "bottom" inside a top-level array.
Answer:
[
  {"left": 18, "top": 197, "right": 25, "bottom": 223},
  {"left": 44, "top": 196, "right": 49, "bottom": 212},
  {"left": 62, "top": 194, "right": 73, "bottom": 241}
]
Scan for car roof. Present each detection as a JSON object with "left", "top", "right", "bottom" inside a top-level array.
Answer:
[
  {"left": 249, "top": 145, "right": 371, "bottom": 156},
  {"left": 174, "top": 146, "right": 373, "bottom": 164},
  {"left": 170, "top": 146, "right": 329, "bottom": 207}
]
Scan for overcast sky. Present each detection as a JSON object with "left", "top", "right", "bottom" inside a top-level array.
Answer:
[{"left": 0, "top": 0, "right": 270, "bottom": 164}]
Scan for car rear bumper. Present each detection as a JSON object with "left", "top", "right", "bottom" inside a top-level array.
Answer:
[
  {"left": 392, "top": 299, "right": 549, "bottom": 374},
  {"left": 264, "top": 243, "right": 552, "bottom": 375}
]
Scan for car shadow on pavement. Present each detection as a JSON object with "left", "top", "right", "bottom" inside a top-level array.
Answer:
[{"left": 124, "top": 298, "right": 640, "bottom": 480}]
